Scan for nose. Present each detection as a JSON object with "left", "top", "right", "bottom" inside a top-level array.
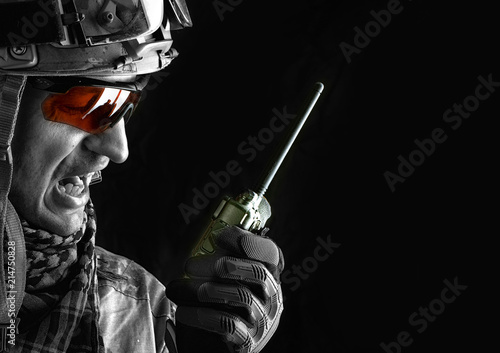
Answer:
[{"left": 83, "top": 119, "right": 129, "bottom": 163}]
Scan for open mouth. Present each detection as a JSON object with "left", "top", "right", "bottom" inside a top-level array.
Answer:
[{"left": 56, "top": 173, "right": 95, "bottom": 198}]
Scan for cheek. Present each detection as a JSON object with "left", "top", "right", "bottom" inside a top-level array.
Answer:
[
  {"left": 12, "top": 119, "right": 82, "bottom": 185},
  {"left": 13, "top": 87, "right": 85, "bottom": 161},
  {"left": 10, "top": 124, "right": 84, "bottom": 218}
]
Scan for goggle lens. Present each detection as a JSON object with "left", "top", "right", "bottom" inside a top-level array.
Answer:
[{"left": 41, "top": 86, "right": 141, "bottom": 134}]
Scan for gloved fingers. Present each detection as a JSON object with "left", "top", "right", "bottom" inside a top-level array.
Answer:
[
  {"left": 175, "top": 306, "right": 252, "bottom": 351},
  {"left": 184, "top": 255, "right": 281, "bottom": 304},
  {"left": 175, "top": 306, "right": 274, "bottom": 353},
  {"left": 213, "top": 226, "right": 285, "bottom": 280},
  {"left": 167, "top": 279, "right": 269, "bottom": 327}
]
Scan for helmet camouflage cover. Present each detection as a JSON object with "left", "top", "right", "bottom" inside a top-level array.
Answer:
[{"left": 0, "top": 0, "right": 192, "bottom": 78}]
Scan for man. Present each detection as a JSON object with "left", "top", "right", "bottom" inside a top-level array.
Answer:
[{"left": 0, "top": 1, "right": 283, "bottom": 352}]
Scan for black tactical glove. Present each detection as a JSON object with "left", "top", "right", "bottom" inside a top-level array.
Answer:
[{"left": 166, "top": 226, "right": 284, "bottom": 353}]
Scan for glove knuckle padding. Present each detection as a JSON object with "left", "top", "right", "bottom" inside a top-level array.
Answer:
[
  {"left": 214, "top": 226, "right": 285, "bottom": 282},
  {"left": 216, "top": 256, "right": 280, "bottom": 317},
  {"left": 175, "top": 294, "right": 283, "bottom": 353},
  {"left": 176, "top": 307, "right": 251, "bottom": 347},
  {"left": 185, "top": 255, "right": 277, "bottom": 303},
  {"left": 193, "top": 278, "right": 283, "bottom": 353},
  {"left": 197, "top": 282, "right": 263, "bottom": 325}
]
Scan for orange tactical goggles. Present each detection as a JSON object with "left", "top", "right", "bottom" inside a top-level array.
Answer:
[{"left": 40, "top": 85, "right": 142, "bottom": 134}]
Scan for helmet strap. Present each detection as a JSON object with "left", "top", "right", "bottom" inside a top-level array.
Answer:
[{"left": 0, "top": 75, "right": 27, "bottom": 350}]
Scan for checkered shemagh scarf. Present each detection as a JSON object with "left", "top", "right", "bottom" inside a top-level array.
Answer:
[{"left": 9, "top": 202, "right": 103, "bottom": 353}]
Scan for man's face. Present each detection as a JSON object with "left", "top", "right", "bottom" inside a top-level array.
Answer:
[{"left": 9, "top": 85, "right": 129, "bottom": 235}]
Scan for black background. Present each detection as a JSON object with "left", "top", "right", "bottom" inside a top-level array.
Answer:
[{"left": 93, "top": 0, "right": 497, "bottom": 352}]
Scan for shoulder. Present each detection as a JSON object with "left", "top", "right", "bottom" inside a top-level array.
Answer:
[
  {"left": 95, "top": 246, "right": 173, "bottom": 315},
  {"left": 95, "top": 246, "right": 175, "bottom": 353}
]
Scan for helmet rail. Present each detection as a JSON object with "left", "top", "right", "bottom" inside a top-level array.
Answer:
[{"left": 0, "top": 0, "right": 191, "bottom": 77}]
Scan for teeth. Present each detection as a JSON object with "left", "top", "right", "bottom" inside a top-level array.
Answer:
[
  {"left": 74, "top": 185, "right": 84, "bottom": 196},
  {"left": 61, "top": 182, "right": 85, "bottom": 197},
  {"left": 58, "top": 173, "right": 96, "bottom": 197},
  {"left": 74, "top": 178, "right": 84, "bottom": 186}
]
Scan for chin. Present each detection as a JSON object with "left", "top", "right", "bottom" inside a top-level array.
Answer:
[
  {"left": 48, "top": 211, "right": 87, "bottom": 236},
  {"left": 26, "top": 207, "right": 88, "bottom": 236},
  {"left": 10, "top": 186, "right": 89, "bottom": 236}
]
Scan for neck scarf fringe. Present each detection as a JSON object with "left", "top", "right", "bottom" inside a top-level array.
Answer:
[{"left": 6, "top": 201, "right": 103, "bottom": 353}]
